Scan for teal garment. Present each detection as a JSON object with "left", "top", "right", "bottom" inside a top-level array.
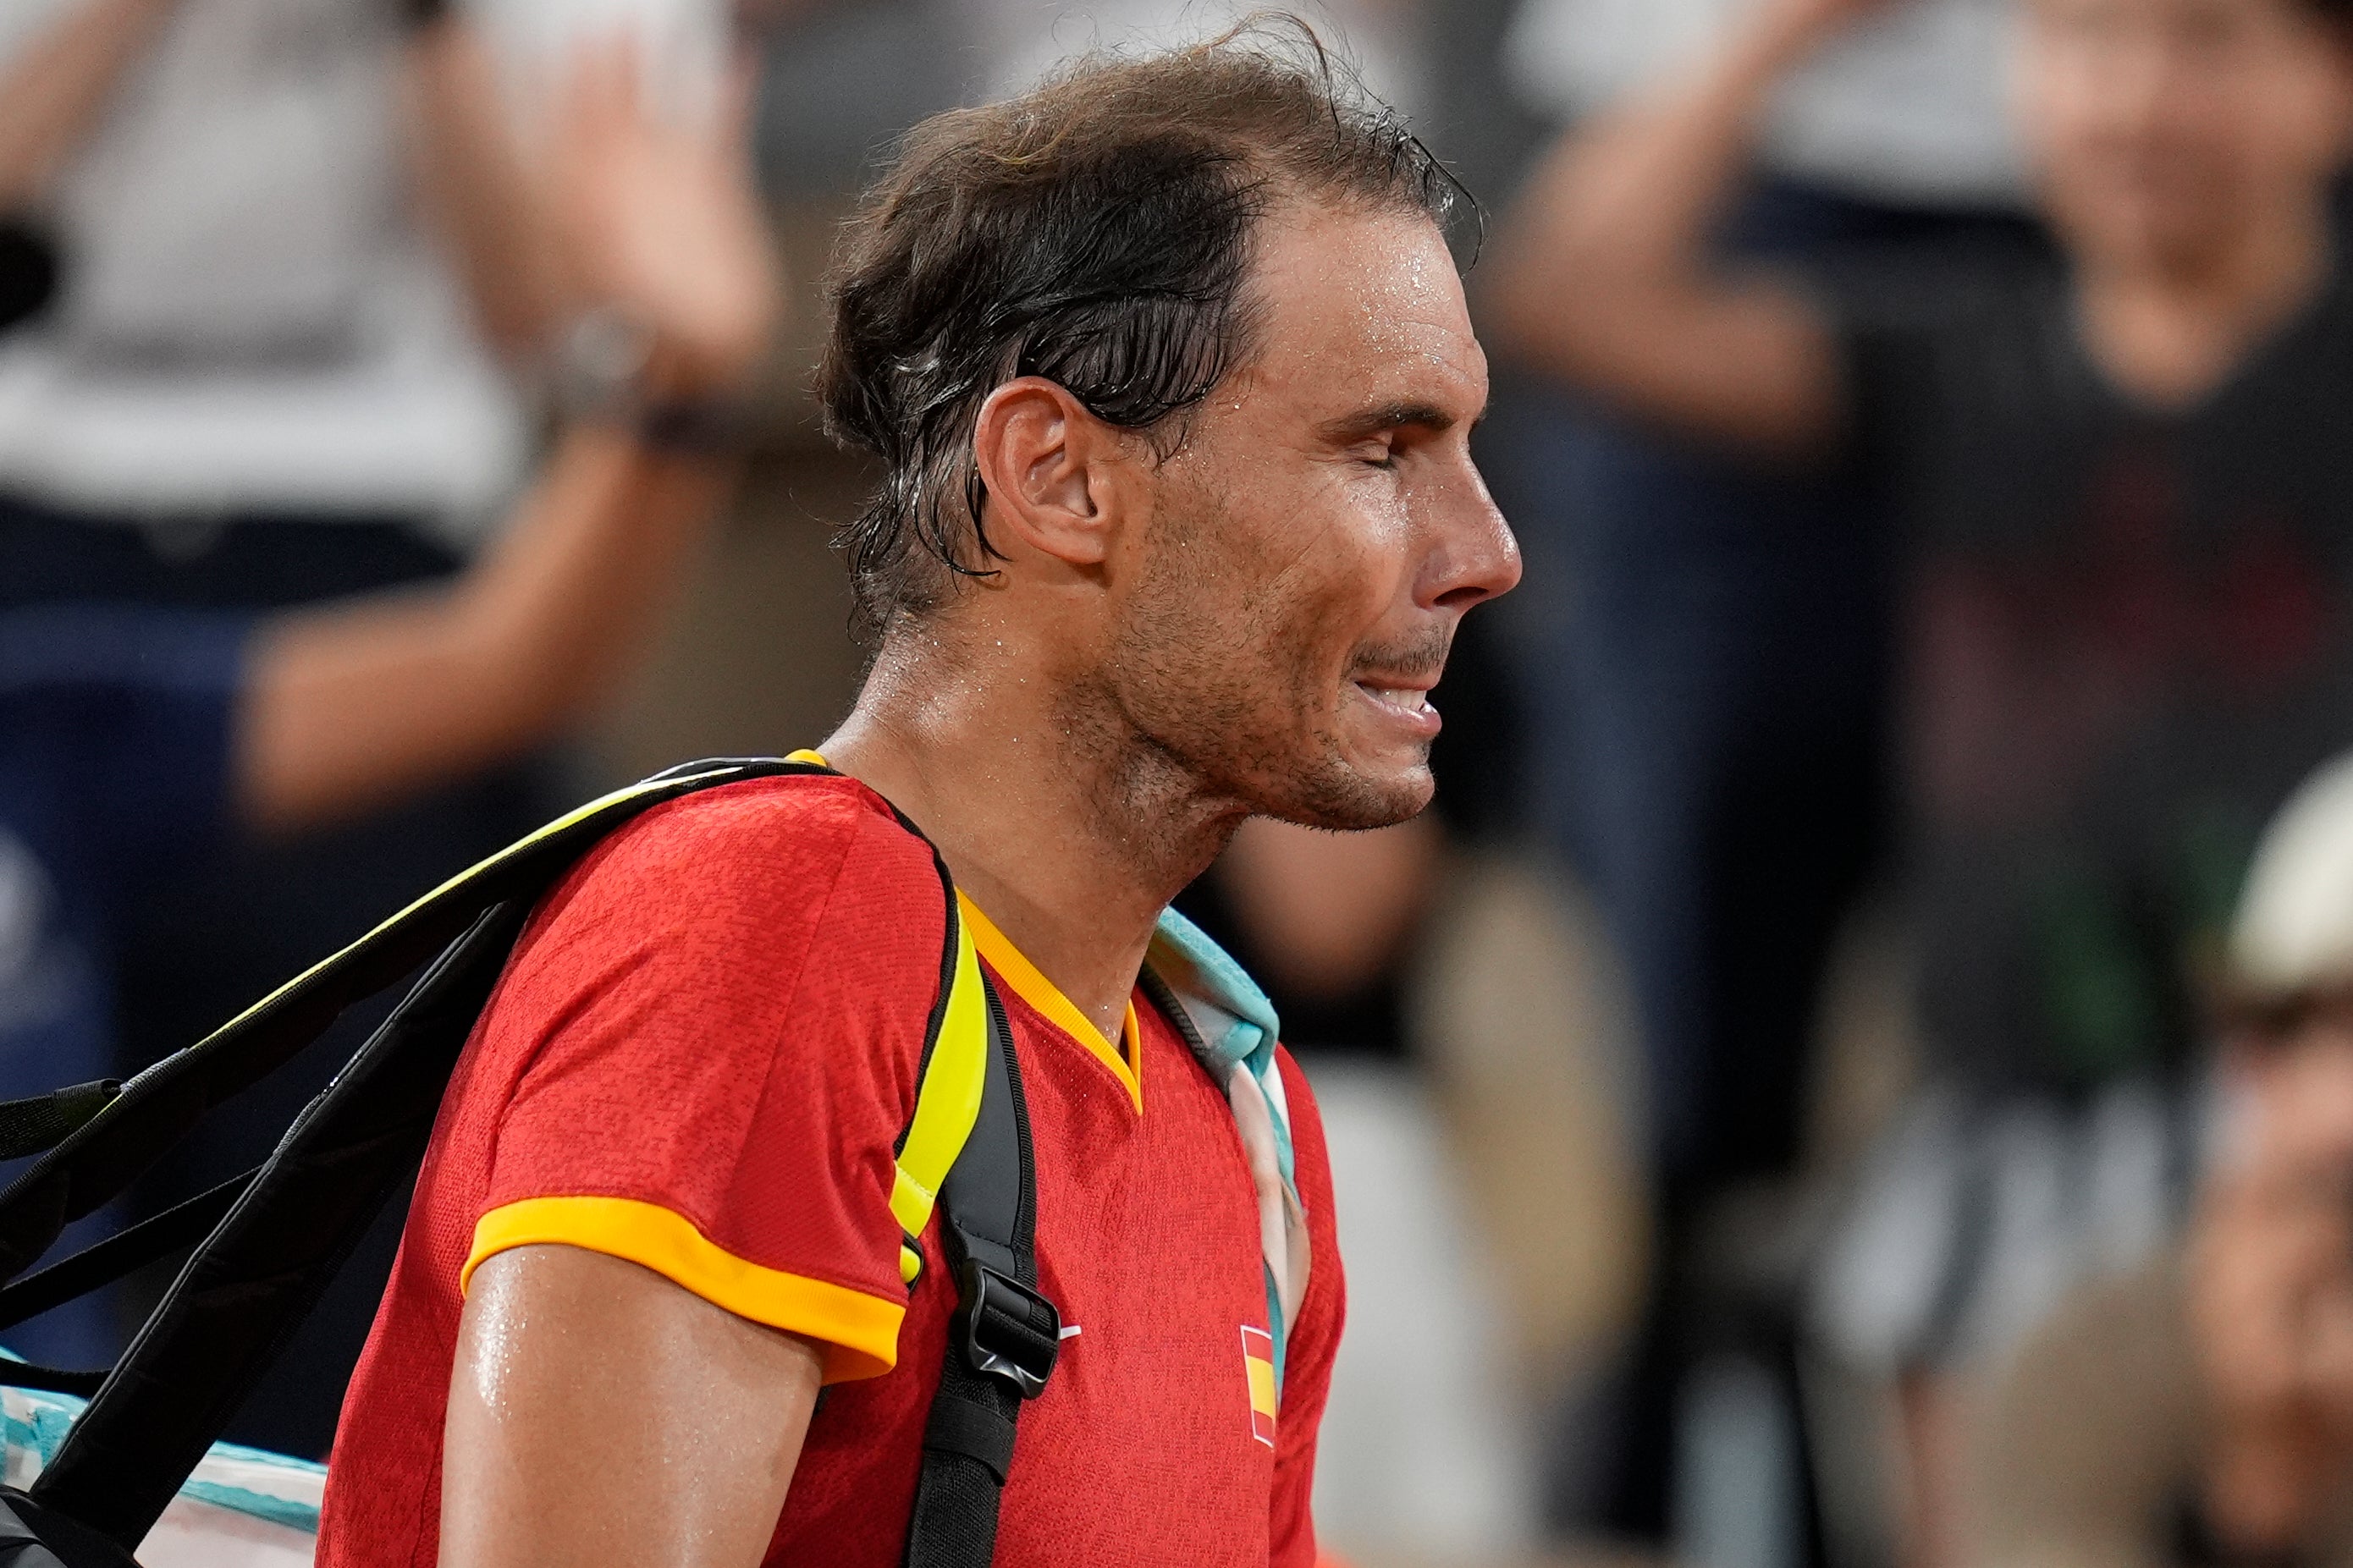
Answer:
[{"left": 1147, "top": 905, "right": 1303, "bottom": 1391}]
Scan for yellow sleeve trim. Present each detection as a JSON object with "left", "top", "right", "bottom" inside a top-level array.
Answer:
[
  {"left": 463, "top": 1197, "right": 905, "bottom": 1384},
  {"left": 956, "top": 892, "right": 1143, "bottom": 1114}
]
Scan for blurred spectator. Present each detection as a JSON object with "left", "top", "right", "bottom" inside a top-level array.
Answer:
[
  {"left": 1964, "top": 752, "right": 2353, "bottom": 1568},
  {"left": 0, "top": 19, "right": 775, "bottom": 1438},
  {"left": 0, "top": 0, "right": 734, "bottom": 1055},
  {"left": 1487, "top": 0, "right": 2353, "bottom": 1559},
  {"left": 0, "top": 0, "right": 541, "bottom": 549},
  {"left": 1482, "top": 0, "right": 2027, "bottom": 1554}
]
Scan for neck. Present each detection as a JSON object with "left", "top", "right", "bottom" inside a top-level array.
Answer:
[
  {"left": 819, "top": 612, "right": 1244, "bottom": 1047},
  {"left": 2076, "top": 200, "right": 2332, "bottom": 409}
]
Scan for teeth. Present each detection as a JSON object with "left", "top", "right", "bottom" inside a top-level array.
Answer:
[{"left": 1358, "top": 683, "right": 1430, "bottom": 712}]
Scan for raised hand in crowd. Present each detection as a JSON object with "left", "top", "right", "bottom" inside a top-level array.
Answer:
[
  {"left": 542, "top": 34, "right": 780, "bottom": 399},
  {"left": 1481, "top": 0, "right": 1893, "bottom": 453},
  {"left": 238, "top": 30, "right": 783, "bottom": 833}
]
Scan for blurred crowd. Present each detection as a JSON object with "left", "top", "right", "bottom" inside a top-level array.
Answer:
[{"left": 16, "top": 2, "right": 2353, "bottom": 1568}]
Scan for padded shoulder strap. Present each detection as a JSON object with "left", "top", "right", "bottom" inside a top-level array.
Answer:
[
  {"left": 901, "top": 977, "right": 1060, "bottom": 1568},
  {"left": 890, "top": 886, "right": 990, "bottom": 1286}
]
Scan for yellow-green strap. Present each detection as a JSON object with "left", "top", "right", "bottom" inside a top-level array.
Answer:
[{"left": 890, "top": 906, "right": 990, "bottom": 1283}]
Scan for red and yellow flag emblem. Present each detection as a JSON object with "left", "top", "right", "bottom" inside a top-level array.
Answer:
[{"left": 1241, "top": 1325, "right": 1276, "bottom": 1447}]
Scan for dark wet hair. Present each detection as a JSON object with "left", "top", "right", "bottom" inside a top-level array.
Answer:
[{"left": 814, "top": 14, "right": 1474, "bottom": 635}]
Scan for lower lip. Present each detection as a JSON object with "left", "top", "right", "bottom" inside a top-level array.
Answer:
[{"left": 1351, "top": 682, "right": 1441, "bottom": 740}]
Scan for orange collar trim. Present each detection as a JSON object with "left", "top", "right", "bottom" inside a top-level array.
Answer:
[
  {"left": 795, "top": 749, "right": 1143, "bottom": 1114},
  {"left": 956, "top": 892, "right": 1143, "bottom": 1114}
]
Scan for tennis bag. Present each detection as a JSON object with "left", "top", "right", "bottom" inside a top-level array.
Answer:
[{"left": 0, "top": 758, "right": 1067, "bottom": 1568}]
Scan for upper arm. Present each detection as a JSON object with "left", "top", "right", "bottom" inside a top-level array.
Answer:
[{"left": 441, "top": 1244, "right": 824, "bottom": 1568}]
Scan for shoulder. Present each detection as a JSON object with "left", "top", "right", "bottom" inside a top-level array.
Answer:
[
  {"left": 534, "top": 773, "right": 940, "bottom": 944},
  {"left": 491, "top": 773, "right": 951, "bottom": 1043}
]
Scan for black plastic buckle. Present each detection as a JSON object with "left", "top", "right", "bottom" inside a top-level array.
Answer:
[{"left": 955, "top": 1260, "right": 1061, "bottom": 1400}]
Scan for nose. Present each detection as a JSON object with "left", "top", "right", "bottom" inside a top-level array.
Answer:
[{"left": 1423, "top": 457, "right": 1521, "bottom": 613}]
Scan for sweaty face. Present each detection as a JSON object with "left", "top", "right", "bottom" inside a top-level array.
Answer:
[
  {"left": 1097, "top": 202, "right": 1517, "bottom": 832},
  {"left": 2019, "top": 0, "right": 2353, "bottom": 272}
]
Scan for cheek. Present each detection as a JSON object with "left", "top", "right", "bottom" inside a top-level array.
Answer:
[
  {"left": 1115, "top": 469, "right": 1419, "bottom": 742},
  {"left": 1270, "top": 489, "right": 1417, "bottom": 669}
]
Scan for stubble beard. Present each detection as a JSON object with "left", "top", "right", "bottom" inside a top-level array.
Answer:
[{"left": 1093, "top": 532, "right": 1435, "bottom": 846}]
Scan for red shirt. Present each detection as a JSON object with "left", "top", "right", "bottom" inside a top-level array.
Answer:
[{"left": 316, "top": 773, "right": 1342, "bottom": 1567}]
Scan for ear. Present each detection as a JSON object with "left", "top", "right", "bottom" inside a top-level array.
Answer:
[{"left": 971, "top": 377, "right": 1128, "bottom": 570}]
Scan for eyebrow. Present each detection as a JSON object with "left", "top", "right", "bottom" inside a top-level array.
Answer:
[{"left": 1315, "top": 398, "right": 1487, "bottom": 444}]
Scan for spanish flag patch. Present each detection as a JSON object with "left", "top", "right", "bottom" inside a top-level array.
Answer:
[{"left": 1241, "top": 1325, "right": 1276, "bottom": 1447}]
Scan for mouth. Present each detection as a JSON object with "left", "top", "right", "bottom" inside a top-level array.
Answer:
[{"left": 1349, "top": 676, "right": 1441, "bottom": 737}]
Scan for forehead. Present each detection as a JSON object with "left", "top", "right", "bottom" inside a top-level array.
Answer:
[{"left": 1233, "top": 202, "right": 1486, "bottom": 420}]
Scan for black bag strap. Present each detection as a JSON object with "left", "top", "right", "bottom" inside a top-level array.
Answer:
[
  {"left": 0, "top": 759, "right": 830, "bottom": 1549},
  {"left": 901, "top": 981, "right": 1060, "bottom": 1568},
  {"left": 0, "top": 1167, "right": 258, "bottom": 1338},
  {"left": 0, "top": 1084, "right": 118, "bottom": 1168},
  {"left": 0, "top": 752, "right": 1059, "bottom": 1562},
  {"left": 0, "top": 758, "right": 831, "bottom": 1296}
]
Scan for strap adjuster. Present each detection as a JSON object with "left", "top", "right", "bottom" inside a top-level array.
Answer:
[{"left": 954, "top": 1260, "right": 1060, "bottom": 1400}]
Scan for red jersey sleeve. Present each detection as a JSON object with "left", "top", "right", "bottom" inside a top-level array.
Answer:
[
  {"left": 1268, "top": 1048, "right": 1346, "bottom": 1568},
  {"left": 456, "top": 777, "right": 947, "bottom": 1384}
]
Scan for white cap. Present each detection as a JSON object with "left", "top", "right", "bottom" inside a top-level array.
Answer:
[{"left": 2232, "top": 752, "right": 2353, "bottom": 999}]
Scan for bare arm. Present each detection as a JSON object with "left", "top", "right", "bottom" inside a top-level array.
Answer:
[
  {"left": 236, "top": 431, "right": 728, "bottom": 831},
  {"left": 0, "top": 0, "right": 178, "bottom": 208},
  {"left": 234, "top": 35, "right": 780, "bottom": 834},
  {"left": 444, "top": 1246, "right": 824, "bottom": 1568},
  {"left": 1482, "top": 0, "right": 1887, "bottom": 454}
]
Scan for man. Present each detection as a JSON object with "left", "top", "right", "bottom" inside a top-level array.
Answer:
[
  {"left": 1965, "top": 751, "right": 2353, "bottom": 1568},
  {"left": 1488, "top": 0, "right": 2353, "bottom": 1553},
  {"left": 317, "top": 25, "right": 1518, "bottom": 1568},
  {"left": 0, "top": 32, "right": 778, "bottom": 1372}
]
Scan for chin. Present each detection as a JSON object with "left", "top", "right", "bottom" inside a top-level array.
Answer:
[{"left": 1257, "top": 751, "right": 1434, "bottom": 832}]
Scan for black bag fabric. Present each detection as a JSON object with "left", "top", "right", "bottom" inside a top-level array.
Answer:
[{"left": 0, "top": 760, "right": 1059, "bottom": 1562}]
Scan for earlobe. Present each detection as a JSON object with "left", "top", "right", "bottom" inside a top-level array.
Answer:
[{"left": 972, "top": 377, "right": 1118, "bottom": 570}]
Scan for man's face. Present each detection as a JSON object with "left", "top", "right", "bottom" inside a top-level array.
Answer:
[
  {"left": 2019, "top": 0, "right": 2353, "bottom": 272},
  {"left": 1094, "top": 201, "right": 1518, "bottom": 832}
]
